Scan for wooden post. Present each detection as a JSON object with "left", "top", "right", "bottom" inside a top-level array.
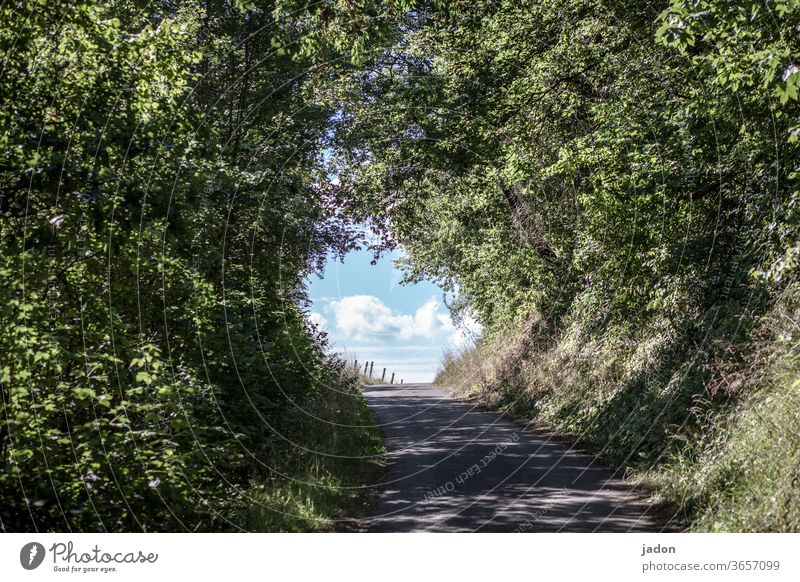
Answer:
[
  {"left": 381, "top": 368, "right": 386, "bottom": 381},
  {"left": 400, "top": 379, "right": 403, "bottom": 384},
  {"left": 369, "top": 362, "right": 374, "bottom": 377},
  {"left": 390, "top": 372, "right": 395, "bottom": 384},
  {"left": 364, "top": 361, "right": 368, "bottom": 374},
  {"left": 354, "top": 360, "right": 358, "bottom": 371}
]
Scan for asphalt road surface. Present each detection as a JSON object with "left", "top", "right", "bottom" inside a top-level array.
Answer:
[{"left": 360, "top": 383, "right": 662, "bottom": 532}]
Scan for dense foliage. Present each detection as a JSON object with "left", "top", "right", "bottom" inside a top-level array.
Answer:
[
  {"left": 3, "top": 0, "right": 799, "bottom": 532},
  {"left": 326, "top": 0, "right": 800, "bottom": 530},
  {"left": 0, "top": 0, "right": 382, "bottom": 532},
  {"left": 331, "top": 0, "right": 798, "bottom": 322}
]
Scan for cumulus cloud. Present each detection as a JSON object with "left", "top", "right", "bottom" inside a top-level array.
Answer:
[
  {"left": 307, "top": 311, "right": 328, "bottom": 330},
  {"left": 446, "top": 313, "right": 483, "bottom": 348},
  {"left": 326, "top": 295, "right": 454, "bottom": 341}
]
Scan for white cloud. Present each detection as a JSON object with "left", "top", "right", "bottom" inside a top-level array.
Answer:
[
  {"left": 307, "top": 311, "right": 328, "bottom": 330},
  {"left": 446, "top": 313, "right": 483, "bottom": 348},
  {"left": 326, "top": 294, "right": 455, "bottom": 341}
]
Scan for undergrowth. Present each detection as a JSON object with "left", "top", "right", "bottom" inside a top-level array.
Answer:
[{"left": 237, "top": 371, "right": 385, "bottom": 532}]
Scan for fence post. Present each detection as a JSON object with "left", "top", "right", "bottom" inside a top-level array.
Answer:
[
  {"left": 369, "top": 362, "right": 374, "bottom": 377},
  {"left": 381, "top": 368, "right": 386, "bottom": 381},
  {"left": 400, "top": 379, "right": 403, "bottom": 384},
  {"left": 354, "top": 360, "right": 358, "bottom": 372},
  {"left": 364, "top": 361, "right": 368, "bottom": 374},
  {"left": 390, "top": 372, "right": 395, "bottom": 384}
]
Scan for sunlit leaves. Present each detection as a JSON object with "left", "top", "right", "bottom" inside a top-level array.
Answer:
[
  {"left": 0, "top": 0, "right": 364, "bottom": 532},
  {"left": 327, "top": 0, "right": 798, "bottom": 336}
]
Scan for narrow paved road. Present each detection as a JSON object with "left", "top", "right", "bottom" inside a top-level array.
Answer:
[{"left": 360, "top": 383, "right": 661, "bottom": 532}]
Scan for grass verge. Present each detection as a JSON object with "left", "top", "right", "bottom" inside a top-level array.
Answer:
[{"left": 234, "top": 376, "right": 385, "bottom": 532}]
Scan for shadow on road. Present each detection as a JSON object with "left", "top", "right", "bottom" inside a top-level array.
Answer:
[{"left": 359, "top": 383, "right": 663, "bottom": 532}]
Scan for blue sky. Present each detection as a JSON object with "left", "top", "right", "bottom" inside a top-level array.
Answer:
[{"left": 307, "top": 248, "right": 478, "bottom": 383}]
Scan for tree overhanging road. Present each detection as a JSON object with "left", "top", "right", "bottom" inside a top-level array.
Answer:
[{"left": 360, "top": 383, "right": 667, "bottom": 532}]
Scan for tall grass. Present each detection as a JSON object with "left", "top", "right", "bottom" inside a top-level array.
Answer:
[{"left": 235, "top": 370, "right": 385, "bottom": 532}]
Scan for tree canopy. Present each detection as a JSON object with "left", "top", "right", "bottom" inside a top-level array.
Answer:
[{"left": 2, "top": 0, "right": 798, "bottom": 531}]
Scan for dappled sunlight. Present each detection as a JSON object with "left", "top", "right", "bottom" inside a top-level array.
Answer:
[{"left": 357, "top": 384, "right": 663, "bottom": 533}]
